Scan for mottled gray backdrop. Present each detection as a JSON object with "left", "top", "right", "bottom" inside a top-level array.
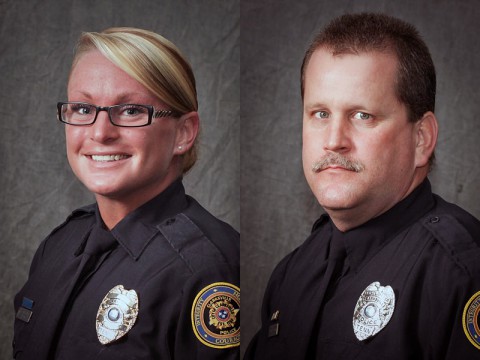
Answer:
[
  {"left": 1, "top": 0, "right": 479, "bottom": 358},
  {"left": 0, "top": 0, "right": 239, "bottom": 357},
  {"left": 241, "top": 0, "right": 480, "bottom": 356}
]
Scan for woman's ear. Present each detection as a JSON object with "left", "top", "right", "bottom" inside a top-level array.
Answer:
[
  {"left": 174, "top": 111, "right": 199, "bottom": 155},
  {"left": 414, "top": 111, "right": 438, "bottom": 168}
]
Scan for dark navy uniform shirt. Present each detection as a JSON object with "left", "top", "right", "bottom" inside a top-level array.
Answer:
[
  {"left": 14, "top": 179, "right": 240, "bottom": 359},
  {"left": 246, "top": 180, "right": 480, "bottom": 359}
]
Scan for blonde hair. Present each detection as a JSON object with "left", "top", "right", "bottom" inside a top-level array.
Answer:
[{"left": 71, "top": 27, "right": 199, "bottom": 173}]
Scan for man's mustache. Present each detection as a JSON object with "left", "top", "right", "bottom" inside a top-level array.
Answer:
[{"left": 312, "top": 153, "right": 365, "bottom": 173}]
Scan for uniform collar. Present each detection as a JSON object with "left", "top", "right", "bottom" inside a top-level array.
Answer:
[
  {"left": 329, "top": 179, "right": 435, "bottom": 273},
  {"left": 101, "top": 178, "right": 188, "bottom": 260}
]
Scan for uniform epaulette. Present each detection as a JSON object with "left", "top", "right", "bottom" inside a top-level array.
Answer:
[
  {"left": 48, "top": 204, "right": 96, "bottom": 237},
  {"left": 422, "top": 200, "right": 480, "bottom": 277},
  {"left": 157, "top": 213, "right": 227, "bottom": 274},
  {"left": 70, "top": 204, "right": 96, "bottom": 218}
]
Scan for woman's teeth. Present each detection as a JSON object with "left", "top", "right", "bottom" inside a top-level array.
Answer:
[{"left": 91, "top": 155, "right": 128, "bottom": 162}]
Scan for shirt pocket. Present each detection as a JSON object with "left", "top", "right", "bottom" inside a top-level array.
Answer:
[
  {"left": 12, "top": 316, "right": 35, "bottom": 359},
  {"left": 55, "top": 335, "right": 147, "bottom": 360}
]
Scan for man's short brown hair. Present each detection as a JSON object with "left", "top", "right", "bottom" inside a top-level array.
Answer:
[{"left": 301, "top": 13, "right": 436, "bottom": 123}]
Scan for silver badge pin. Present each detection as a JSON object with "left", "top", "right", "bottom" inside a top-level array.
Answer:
[
  {"left": 353, "top": 281, "right": 395, "bottom": 341},
  {"left": 96, "top": 285, "right": 139, "bottom": 345}
]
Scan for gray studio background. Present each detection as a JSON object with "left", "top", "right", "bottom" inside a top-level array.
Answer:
[
  {"left": 1, "top": 0, "right": 479, "bottom": 358},
  {"left": 241, "top": 0, "right": 480, "bottom": 356},
  {"left": 0, "top": 0, "right": 238, "bottom": 356}
]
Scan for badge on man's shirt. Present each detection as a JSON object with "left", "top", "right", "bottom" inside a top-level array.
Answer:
[{"left": 353, "top": 282, "right": 395, "bottom": 341}]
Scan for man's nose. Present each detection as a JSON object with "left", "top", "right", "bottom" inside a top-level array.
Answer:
[{"left": 323, "top": 116, "right": 351, "bottom": 153}]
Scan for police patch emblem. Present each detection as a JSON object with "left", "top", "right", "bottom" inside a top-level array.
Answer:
[
  {"left": 353, "top": 282, "right": 395, "bottom": 341},
  {"left": 463, "top": 290, "right": 480, "bottom": 350},
  {"left": 96, "top": 285, "right": 139, "bottom": 345},
  {"left": 191, "top": 282, "right": 240, "bottom": 349}
]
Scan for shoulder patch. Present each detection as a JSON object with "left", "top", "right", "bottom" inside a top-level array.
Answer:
[
  {"left": 191, "top": 282, "right": 240, "bottom": 349},
  {"left": 463, "top": 291, "right": 480, "bottom": 350}
]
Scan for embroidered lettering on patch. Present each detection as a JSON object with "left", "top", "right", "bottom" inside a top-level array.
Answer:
[
  {"left": 463, "top": 290, "right": 480, "bottom": 350},
  {"left": 191, "top": 282, "right": 240, "bottom": 349}
]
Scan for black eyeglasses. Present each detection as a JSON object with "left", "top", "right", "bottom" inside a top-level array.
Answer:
[{"left": 57, "top": 102, "right": 181, "bottom": 127}]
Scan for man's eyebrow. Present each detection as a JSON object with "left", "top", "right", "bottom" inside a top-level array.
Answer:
[{"left": 303, "top": 102, "right": 328, "bottom": 110}]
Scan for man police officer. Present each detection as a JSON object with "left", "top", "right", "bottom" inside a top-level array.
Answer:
[{"left": 245, "top": 13, "right": 480, "bottom": 359}]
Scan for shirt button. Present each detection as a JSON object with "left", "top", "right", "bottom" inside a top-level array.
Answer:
[
  {"left": 165, "top": 218, "right": 176, "bottom": 225},
  {"left": 430, "top": 216, "right": 440, "bottom": 223}
]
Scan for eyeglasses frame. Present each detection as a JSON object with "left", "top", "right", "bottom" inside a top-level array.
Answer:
[{"left": 57, "top": 101, "right": 181, "bottom": 128}]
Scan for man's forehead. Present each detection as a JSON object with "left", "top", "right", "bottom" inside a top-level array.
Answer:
[
  {"left": 310, "top": 46, "right": 398, "bottom": 64},
  {"left": 302, "top": 48, "right": 404, "bottom": 112},
  {"left": 303, "top": 48, "right": 400, "bottom": 93},
  {"left": 305, "top": 48, "right": 399, "bottom": 81}
]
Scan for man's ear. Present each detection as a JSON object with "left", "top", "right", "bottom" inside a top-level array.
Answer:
[
  {"left": 414, "top": 111, "right": 438, "bottom": 168},
  {"left": 174, "top": 111, "right": 199, "bottom": 155}
]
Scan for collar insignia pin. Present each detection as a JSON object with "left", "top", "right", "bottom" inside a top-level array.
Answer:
[
  {"left": 353, "top": 281, "right": 395, "bottom": 341},
  {"left": 96, "top": 285, "right": 139, "bottom": 345},
  {"left": 16, "top": 297, "right": 35, "bottom": 323}
]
